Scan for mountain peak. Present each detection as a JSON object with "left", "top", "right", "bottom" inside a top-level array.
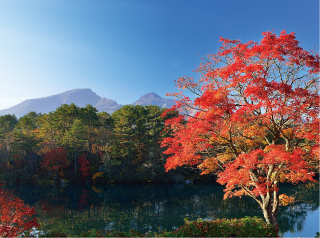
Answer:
[
  {"left": 145, "top": 92, "right": 159, "bottom": 95},
  {"left": 138, "top": 92, "right": 162, "bottom": 100},
  {"left": 47, "top": 88, "right": 91, "bottom": 95},
  {"left": 132, "top": 92, "right": 174, "bottom": 108},
  {"left": 62, "top": 88, "right": 92, "bottom": 93}
]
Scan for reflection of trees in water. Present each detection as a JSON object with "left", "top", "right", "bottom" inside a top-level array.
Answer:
[
  {"left": 277, "top": 182, "right": 319, "bottom": 234},
  {"left": 278, "top": 203, "right": 316, "bottom": 234},
  {"left": 95, "top": 183, "right": 263, "bottom": 232},
  {"left": 4, "top": 181, "right": 319, "bottom": 235}
]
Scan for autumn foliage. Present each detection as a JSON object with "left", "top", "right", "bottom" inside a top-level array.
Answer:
[
  {"left": 0, "top": 182, "right": 39, "bottom": 237},
  {"left": 92, "top": 172, "right": 104, "bottom": 182},
  {"left": 78, "top": 153, "right": 91, "bottom": 178},
  {"left": 161, "top": 30, "right": 319, "bottom": 230},
  {"left": 40, "top": 147, "right": 69, "bottom": 172}
]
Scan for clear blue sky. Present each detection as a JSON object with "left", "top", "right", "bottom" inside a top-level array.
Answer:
[{"left": 0, "top": 0, "right": 318, "bottom": 110}]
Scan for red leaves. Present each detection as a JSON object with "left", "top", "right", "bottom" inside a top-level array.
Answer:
[
  {"left": 0, "top": 182, "right": 39, "bottom": 237},
  {"left": 78, "top": 153, "right": 91, "bottom": 178},
  {"left": 195, "top": 89, "right": 232, "bottom": 110},
  {"left": 161, "top": 30, "right": 319, "bottom": 204},
  {"left": 217, "top": 147, "right": 316, "bottom": 198},
  {"left": 40, "top": 147, "right": 69, "bottom": 171},
  {"left": 174, "top": 76, "right": 199, "bottom": 90}
]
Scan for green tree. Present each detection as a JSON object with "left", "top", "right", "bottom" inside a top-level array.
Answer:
[
  {"left": 96, "top": 111, "right": 112, "bottom": 152},
  {"left": 12, "top": 112, "right": 42, "bottom": 180},
  {"left": 106, "top": 105, "right": 179, "bottom": 182},
  {"left": 0, "top": 114, "right": 18, "bottom": 163},
  {"left": 64, "top": 119, "right": 87, "bottom": 177},
  {"left": 108, "top": 105, "right": 137, "bottom": 180},
  {"left": 79, "top": 104, "right": 100, "bottom": 155}
]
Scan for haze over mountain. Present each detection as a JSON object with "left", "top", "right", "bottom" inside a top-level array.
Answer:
[{"left": 0, "top": 89, "right": 175, "bottom": 118}]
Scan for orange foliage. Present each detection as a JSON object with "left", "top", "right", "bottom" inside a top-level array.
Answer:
[
  {"left": 92, "top": 172, "right": 104, "bottom": 181},
  {"left": 279, "top": 194, "right": 295, "bottom": 206}
]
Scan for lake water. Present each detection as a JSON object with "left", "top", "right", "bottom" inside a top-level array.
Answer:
[{"left": 5, "top": 182, "right": 319, "bottom": 237}]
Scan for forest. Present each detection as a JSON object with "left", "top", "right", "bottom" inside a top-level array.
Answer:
[{"left": 0, "top": 103, "right": 205, "bottom": 185}]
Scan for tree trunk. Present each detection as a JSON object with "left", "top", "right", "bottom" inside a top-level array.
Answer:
[
  {"left": 54, "top": 169, "right": 58, "bottom": 182},
  {"left": 262, "top": 203, "right": 279, "bottom": 232},
  {"left": 261, "top": 185, "right": 280, "bottom": 234},
  {"left": 74, "top": 143, "right": 77, "bottom": 177}
]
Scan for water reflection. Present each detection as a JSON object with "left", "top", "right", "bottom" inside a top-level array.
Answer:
[
  {"left": 278, "top": 182, "right": 319, "bottom": 236},
  {"left": 5, "top": 182, "right": 319, "bottom": 236}
]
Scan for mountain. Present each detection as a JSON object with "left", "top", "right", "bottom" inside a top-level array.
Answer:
[
  {"left": 132, "top": 92, "right": 175, "bottom": 108},
  {"left": 95, "top": 97, "right": 122, "bottom": 114},
  {"left": 0, "top": 89, "right": 102, "bottom": 118},
  {"left": 0, "top": 89, "right": 175, "bottom": 118}
]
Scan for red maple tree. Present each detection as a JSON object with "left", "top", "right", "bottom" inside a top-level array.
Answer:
[
  {"left": 40, "top": 147, "right": 69, "bottom": 181},
  {"left": 0, "top": 182, "right": 39, "bottom": 237},
  {"left": 78, "top": 153, "right": 91, "bottom": 178},
  {"left": 161, "top": 30, "right": 319, "bottom": 231}
]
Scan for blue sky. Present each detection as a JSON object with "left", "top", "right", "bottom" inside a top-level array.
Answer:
[{"left": 0, "top": 0, "right": 318, "bottom": 110}]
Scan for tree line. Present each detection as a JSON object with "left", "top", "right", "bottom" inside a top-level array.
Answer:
[{"left": 0, "top": 103, "right": 190, "bottom": 184}]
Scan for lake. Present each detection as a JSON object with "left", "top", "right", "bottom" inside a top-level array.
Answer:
[{"left": 5, "top": 182, "right": 319, "bottom": 237}]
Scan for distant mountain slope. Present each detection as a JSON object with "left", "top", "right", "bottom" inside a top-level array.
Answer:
[
  {"left": 132, "top": 92, "right": 175, "bottom": 108},
  {"left": 0, "top": 89, "right": 102, "bottom": 118},
  {"left": 0, "top": 89, "right": 175, "bottom": 118}
]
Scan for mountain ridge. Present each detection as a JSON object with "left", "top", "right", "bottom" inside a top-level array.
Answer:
[{"left": 0, "top": 89, "right": 175, "bottom": 118}]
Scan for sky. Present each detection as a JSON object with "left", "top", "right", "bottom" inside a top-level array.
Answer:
[{"left": 0, "top": 0, "right": 318, "bottom": 110}]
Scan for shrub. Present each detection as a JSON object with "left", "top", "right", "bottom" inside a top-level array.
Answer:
[{"left": 148, "top": 216, "right": 277, "bottom": 237}]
